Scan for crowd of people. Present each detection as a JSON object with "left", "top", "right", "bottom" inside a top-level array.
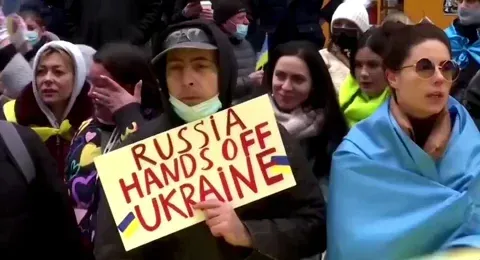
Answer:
[{"left": 0, "top": 0, "right": 479, "bottom": 259}]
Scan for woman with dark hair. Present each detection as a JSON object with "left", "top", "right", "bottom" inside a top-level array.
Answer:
[
  {"left": 328, "top": 22, "right": 480, "bottom": 260},
  {"left": 65, "top": 42, "right": 162, "bottom": 253},
  {"left": 265, "top": 40, "right": 348, "bottom": 189},
  {"left": 339, "top": 23, "right": 394, "bottom": 127}
]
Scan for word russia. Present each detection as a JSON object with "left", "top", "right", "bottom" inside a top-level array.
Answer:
[{"left": 95, "top": 95, "right": 296, "bottom": 251}]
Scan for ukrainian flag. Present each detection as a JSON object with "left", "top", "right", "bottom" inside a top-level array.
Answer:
[
  {"left": 118, "top": 212, "right": 141, "bottom": 238},
  {"left": 270, "top": 156, "right": 293, "bottom": 175},
  {"left": 255, "top": 33, "right": 269, "bottom": 71}
]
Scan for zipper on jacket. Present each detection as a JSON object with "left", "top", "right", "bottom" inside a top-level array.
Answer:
[
  {"left": 56, "top": 135, "right": 62, "bottom": 179},
  {"left": 56, "top": 135, "right": 60, "bottom": 149}
]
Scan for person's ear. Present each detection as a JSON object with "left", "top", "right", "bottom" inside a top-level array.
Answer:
[
  {"left": 385, "top": 69, "right": 399, "bottom": 90},
  {"left": 222, "top": 21, "right": 232, "bottom": 32}
]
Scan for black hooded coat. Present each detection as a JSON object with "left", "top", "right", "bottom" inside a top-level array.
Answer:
[{"left": 93, "top": 20, "right": 326, "bottom": 260}]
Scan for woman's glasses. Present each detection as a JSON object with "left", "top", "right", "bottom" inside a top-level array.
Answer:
[{"left": 400, "top": 58, "right": 459, "bottom": 82}]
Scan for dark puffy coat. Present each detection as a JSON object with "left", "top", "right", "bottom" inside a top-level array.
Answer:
[{"left": 0, "top": 122, "right": 88, "bottom": 259}]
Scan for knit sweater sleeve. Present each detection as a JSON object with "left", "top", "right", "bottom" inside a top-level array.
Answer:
[
  {"left": 113, "top": 103, "right": 148, "bottom": 142},
  {"left": 66, "top": 119, "right": 102, "bottom": 211},
  {"left": 65, "top": 118, "right": 103, "bottom": 251}
]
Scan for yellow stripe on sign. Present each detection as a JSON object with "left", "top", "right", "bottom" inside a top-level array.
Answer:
[
  {"left": 270, "top": 165, "right": 293, "bottom": 175},
  {"left": 411, "top": 249, "right": 480, "bottom": 260},
  {"left": 123, "top": 219, "right": 141, "bottom": 238}
]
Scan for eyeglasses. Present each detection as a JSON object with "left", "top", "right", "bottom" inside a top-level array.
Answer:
[{"left": 400, "top": 58, "right": 459, "bottom": 82}]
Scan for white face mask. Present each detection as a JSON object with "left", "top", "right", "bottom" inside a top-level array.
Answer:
[{"left": 169, "top": 95, "right": 222, "bottom": 122}]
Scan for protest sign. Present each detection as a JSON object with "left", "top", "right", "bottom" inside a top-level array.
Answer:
[{"left": 95, "top": 94, "right": 297, "bottom": 251}]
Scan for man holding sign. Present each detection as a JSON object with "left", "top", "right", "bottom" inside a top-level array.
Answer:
[{"left": 94, "top": 20, "right": 326, "bottom": 260}]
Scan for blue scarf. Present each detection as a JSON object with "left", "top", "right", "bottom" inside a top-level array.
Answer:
[
  {"left": 445, "top": 25, "right": 480, "bottom": 69},
  {"left": 327, "top": 97, "right": 480, "bottom": 260}
]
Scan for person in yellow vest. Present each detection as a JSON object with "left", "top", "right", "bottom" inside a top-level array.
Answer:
[
  {"left": 339, "top": 22, "right": 395, "bottom": 127},
  {"left": 0, "top": 40, "right": 94, "bottom": 178}
]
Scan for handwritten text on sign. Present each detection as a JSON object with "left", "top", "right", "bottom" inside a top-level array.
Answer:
[{"left": 94, "top": 95, "right": 296, "bottom": 250}]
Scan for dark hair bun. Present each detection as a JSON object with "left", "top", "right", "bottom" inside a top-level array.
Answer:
[
  {"left": 379, "top": 21, "right": 408, "bottom": 38},
  {"left": 381, "top": 21, "right": 450, "bottom": 71}
]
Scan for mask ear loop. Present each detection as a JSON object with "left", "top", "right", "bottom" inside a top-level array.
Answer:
[{"left": 96, "top": 128, "right": 121, "bottom": 183}]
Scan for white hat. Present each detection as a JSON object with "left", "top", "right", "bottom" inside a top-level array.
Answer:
[{"left": 331, "top": 0, "right": 370, "bottom": 33}]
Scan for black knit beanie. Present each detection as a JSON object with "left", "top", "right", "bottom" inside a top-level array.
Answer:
[{"left": 213, "top": 0, "right": 247, "bottom": 25}]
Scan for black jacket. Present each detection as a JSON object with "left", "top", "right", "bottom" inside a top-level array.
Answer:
[
  {"left": 230, "top": 37, "right": 256, "bottom": 104},
  {"left": 65, "top": 0, "right": 164, "bottom": 49},
  {"left": 450, "top": 19, "right": 480, "bottom": 101},
  {"left": 250, "top": 0, "right": 323, "bottom": 33},
  {"left": 267, "top": 0, "right": 326, "bottom": 53},
  {"left": 0, "top": 122, "right": 88, "bottom": 259},
  {"left": 249, "top": 0, "right": 342, "bottom": 33},
  {"left": 463, "top": 70, "right": 480, "bottom": 129},
  {"left": 169, "top": 0, "right": 218, "bottom": 24},
  {"left": 94, "top": 20, "right": 326, "bottom": 260}
]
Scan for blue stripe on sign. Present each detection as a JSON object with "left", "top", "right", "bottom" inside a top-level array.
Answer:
[
  {"left": 118, "top": 212, "right": 135, "bottom": 232},
  {"left": 272, "top": 156, "right": 289, "bottom": 166}
]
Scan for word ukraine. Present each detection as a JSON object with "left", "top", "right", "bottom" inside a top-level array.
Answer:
[{"left": 95, "top": 95, "right": 296, "bottom": 250}]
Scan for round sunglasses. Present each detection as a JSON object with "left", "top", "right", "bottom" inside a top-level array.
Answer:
[
  {"left": 456, "top": 0, "right": 480, "bottom": 4},
  {"left": 400, "top": 58, "right": 459, "bottom": 82}
]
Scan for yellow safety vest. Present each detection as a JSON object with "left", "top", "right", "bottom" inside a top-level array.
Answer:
[
  {"left": 3, "top": 100, "right": 73, "bottom": 142},
  {"left": 339, "top": 75, "right": 390, "bottom": 127}
]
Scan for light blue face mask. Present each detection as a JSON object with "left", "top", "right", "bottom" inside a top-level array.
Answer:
[
  {"left": 233, "top": 23, "right": 248, "bottom": 40},
  {"left": 26, "top": 30, "right": 40, "bottom": 45},
  {"left": 169, "top": 95, "right": 222, "bottom": 122},
  {"left": 458, "top": 7, "right": 480, "bottom": 25}
]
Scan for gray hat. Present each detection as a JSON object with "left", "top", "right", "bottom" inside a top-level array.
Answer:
[{"left": 152, "top": 28, "right": 217, "bottom": 64}]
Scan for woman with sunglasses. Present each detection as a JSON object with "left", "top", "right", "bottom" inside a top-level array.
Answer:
[{"left": 327, "top": 22, "right": 479, "bottom": 260}]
